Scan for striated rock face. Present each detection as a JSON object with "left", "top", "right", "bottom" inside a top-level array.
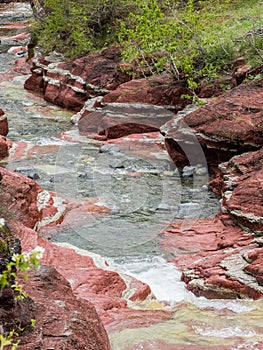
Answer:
[
  {"left": 162, "top": 215, "right": 263, "bottom": 299},
  {"left": 160, "top": 77, "right": 263, "bottom": 299},
  {"left": 78, "top": 102, "right": 175, "bottom": 139},
  {"left": 24, "top": 47, "right": 131, "bottom": 111},
  {"left": 216, "top": 148, "right": 263, "bottom": 233},
  {"left": 162, "top": 144, "right": 263, "bottom": 298},
  {"left": 163, "top": 78, "right": 263, "bottom": 167}
]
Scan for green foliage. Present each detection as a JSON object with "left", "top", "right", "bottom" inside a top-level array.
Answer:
[
  {"left": 0, "top": 330, "right": 19, "bottom": 350},
  {"left": 31, "top": 0, "right": 263, "bottom": 88},
  {"left": 32, "top": 0, "right": 137, "bottom": 58},
  {"left": 0, "top": 247, "right": 42, "bottom": 348},
  {"left": 0, "top": 247, "right": 43, "bottom": 300},
  {"left": 118, "top": 0, "right": 233, "bottom": 86}
]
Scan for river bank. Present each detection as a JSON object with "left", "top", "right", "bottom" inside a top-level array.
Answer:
[{"left": 0, "top": 1, "right": 263, "bottom": 349}]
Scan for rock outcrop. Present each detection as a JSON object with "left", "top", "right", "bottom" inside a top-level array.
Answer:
[
  {"left": 102, "top": 75, "right": 191, "bottom": 109},
  {"left": 215, "top": 148, "right": 263, "bottom": 233},
  {"left": 161, "top": 78, "right": 263, "bottom": 299},
  {"left": 24, "top": 47, "right": 131, "bottom": 111},
  {"left": 0, "top": 221, "right": 110, "bottom": 349},
  {"left": 162, "top": 78, "right": 263, "bottom": 167},
  {"left": 20, "top": 265, "right": 111, "bottom": 350},
  {"left": 162, "top": 214, "right": 263, "bottom": 299}
]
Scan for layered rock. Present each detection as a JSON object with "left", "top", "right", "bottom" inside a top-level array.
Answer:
[
  {"left": 159, "top": 76, "right": 263, "bottom": 299},
  {"left": 163, "top": 78, "right": 263, "bottom": 167},
  {"left": 216, "top": 148, "right": 263, "bottom": 233},
  {"left": 162, "top": 215, "right": 263, "bottom": 299},
  {"left": 0, "top": 167, "right": 173, "bottom": 342},
  {"left": 24, "top": 47, "right": 131, "bottom": 111},
  {"left": 0, "top": 221, "right": 110, "bottom": 350},
  {"left": 161, "top": 146, "right": 263, "bottom": 299},
  {"left": 0, "top": 167, "right": 64, "bottom": 229},
  {"left": 78, "top": 102, "right": 175, "bottom": 139}
]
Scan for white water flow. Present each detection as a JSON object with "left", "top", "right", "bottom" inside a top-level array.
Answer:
[{"left": 108, "top": 255, "right": 191, "bottom": 304}]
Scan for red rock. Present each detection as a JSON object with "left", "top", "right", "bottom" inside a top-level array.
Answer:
[
  {"left": 103, "top": 75, "right": 191, "bottom": 108},
  {"left": 20, "top": 265, "right": 111, "bottom": 350},
  {"left": 0, "top": 136, "right": 9, "bottom": 159},
  {"left": 244, "top": 248, "right": 263, "bottom": 286},
  {"left": 79, "top": 103, "right": 175, "bottom": 139},
  {"left": 161, "top": 215, "right": 263, "bottom": 299},
  {"left": 24, "top": 47, "right": 131, "bottom": 111},
  {"left": 163, "top": 78, "right": 263, "bottom": 166},
  {"left": 15, "top": 223, "right": 171, "bottom": 331},
  {"left": 0, "top": 167, "right": 64, "bottom": 229},
  {"left": 219, "top": 148, "right": 263, "bottom": 232},
  {"left": 129, "top": 279, "right": 152, "bottom": 302},
  {"left": 14, "top": 57, "right": 32, "bottom": 75},
  {"left": 0, "top": 109, "right": 8, "bottom": 136}
]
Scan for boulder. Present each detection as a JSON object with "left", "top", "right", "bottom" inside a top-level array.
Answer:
[
  {"left": 78, "top": 102, "right": 175, "bottom": 139},
  {"left": 163, "top": 79, "right": 263, "bottom": 167},
  {"left": 0, "top": 167, "right": 64, "bottom": 229}
]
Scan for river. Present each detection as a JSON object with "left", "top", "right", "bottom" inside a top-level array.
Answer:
[{"left": 1, "top": 2, "right": 263, "bottom": 350}]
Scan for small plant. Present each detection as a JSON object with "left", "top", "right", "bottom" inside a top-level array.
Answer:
[
  {"left": 0, "top": 330, "right": 19, "bottom": 350},
  {"left": 0, "top": 243, "right": 43, "bottom": 349},
  {"left": 0, "top": 246, "right": 44, "bottom": 300}
]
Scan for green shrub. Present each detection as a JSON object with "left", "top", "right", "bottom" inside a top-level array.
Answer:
[{"left": 32, "top": 0, "right": 138, "bottom": 58}]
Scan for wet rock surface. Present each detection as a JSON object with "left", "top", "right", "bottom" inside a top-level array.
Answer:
[
  {"left": 161, "top": 215, "right": 263, "bottom": 299},
  {"left": 1, "top": 1, "right": 263, "bottom": 348}
]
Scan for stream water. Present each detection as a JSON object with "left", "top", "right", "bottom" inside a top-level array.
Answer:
[{"left": 1, "top": 2, "right": 263, "bottom": 350}]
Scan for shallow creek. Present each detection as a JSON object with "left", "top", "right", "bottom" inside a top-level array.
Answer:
[{"left": 1, "top": 2, "right": 263, "bottom": 350}]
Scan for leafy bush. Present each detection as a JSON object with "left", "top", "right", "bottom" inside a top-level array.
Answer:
[
  {"left": 118, "top": 0, "right": 234, "bottom": 85},
  {"left": 31, "top": 0, "right": 263, "bottom": 87},
  {"left": 32, "top": 0, "right": 138, "bottom": 58}
]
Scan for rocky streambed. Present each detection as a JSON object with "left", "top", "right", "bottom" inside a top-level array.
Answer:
[{"left": 0, "top": 1, "right": 263, "bottom": 350}]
